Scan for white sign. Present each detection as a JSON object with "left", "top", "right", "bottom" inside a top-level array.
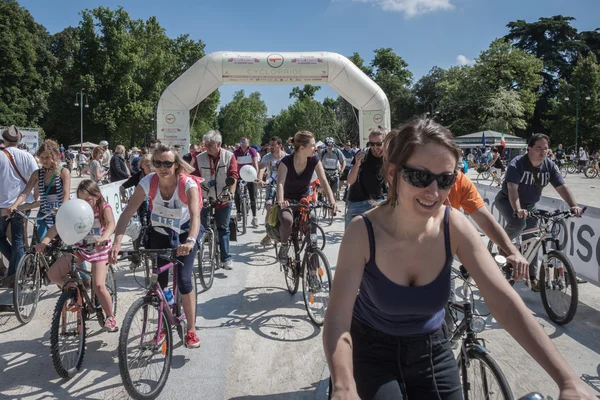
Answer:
[
  {"left": 222, "top": 52, "right": 329, "bottom": 83},
  {"left": 20, "top": 130, "right": 39, "bottom": 154},
  {"left": 156, "top": 109, "right": 189, "bottom": 156},
  {"left": 474, "top": 184, "right": 600, "bottom": 286}
]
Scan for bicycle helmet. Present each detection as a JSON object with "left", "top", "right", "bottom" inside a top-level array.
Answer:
[
  {"left": 99, "top": 140, "right": 109, "bottom": 147},
  {"left": 325, "top": 137, "right": 335, "bottom": 146}
]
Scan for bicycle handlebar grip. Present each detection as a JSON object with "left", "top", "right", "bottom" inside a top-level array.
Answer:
[{"left": 517, "top": 393, "right": 545, "bottom": 400}]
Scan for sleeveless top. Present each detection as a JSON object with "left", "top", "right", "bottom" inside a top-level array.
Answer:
[
  {"left": 493, "top": 156, "right": 503, "bottom": 169},
  {"left": 38, "top": 168, "right": 63, "bottom": 227},
  {"left": 353, "top": 206, "right": 452, "bottom": 336},
  {"left": 281, "top": 155, "right": 318, "bottom": 201}
]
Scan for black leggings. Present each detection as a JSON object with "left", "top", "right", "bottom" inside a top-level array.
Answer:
[
  {"left": 351, "top": 318, "right": 462, "bottom": 400},
  {"left": 235, "top": 181, "right": 257, "bottom": 217},
  {"left": 149, "top": 231, "right": 198, "bottom": 295}
]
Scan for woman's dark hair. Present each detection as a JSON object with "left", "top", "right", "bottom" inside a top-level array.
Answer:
[
  {"left": 77, "top": 179, "right": 107, "bottom": 228},
  {"left": 382, "top": 118, "right": 461, "bottom": 207},
  {"left": 293, "top": 131, "right": 314, "bottom": 152},
  {"left": 528, "top": 133, "right": 550, "bottom": 148}
]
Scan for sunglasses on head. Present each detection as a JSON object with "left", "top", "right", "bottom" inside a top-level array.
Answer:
[
  {"left": 367, "top": 141, "right": 383, "bottom": 147},
  {"left": 152, "top": 160, "right": 175, "bottom": 169},
  {"left": 401, "top": 166, "right": 457, "bottom": 190}
]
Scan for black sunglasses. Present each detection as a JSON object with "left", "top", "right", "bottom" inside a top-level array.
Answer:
[
  {"left": 367, "top": 141, "right": 383, "bottom": 147},
  {"left": 152, "top": 160, "right": 175, "bottom": 169},
  {"left": 401, "top": 167, "right": 457, "bottom": 190}
]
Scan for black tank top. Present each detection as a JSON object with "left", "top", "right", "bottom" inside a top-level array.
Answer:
[
  {"left": 281, "top": 155, "right": 318, "bottom": 200},
  {"left": 353, "top": 206, "right": 452, "bottom": 336}
]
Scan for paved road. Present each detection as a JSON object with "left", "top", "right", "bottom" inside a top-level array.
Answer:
[{"left": 0, "top": 172, "right": 599, "bottom": 399}]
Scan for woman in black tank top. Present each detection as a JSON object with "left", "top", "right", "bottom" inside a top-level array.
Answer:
[{"left": 324, "top": 119, "right": 592, "bottom": 400}]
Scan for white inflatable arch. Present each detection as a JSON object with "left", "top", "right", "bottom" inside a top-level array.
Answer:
[{"left": 156, "top": 51, "right": 390, "bottom": 151}]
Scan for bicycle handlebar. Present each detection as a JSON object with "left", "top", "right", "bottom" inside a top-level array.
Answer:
[
  {"left": 279, "top": 200, "right": 334, "bottom": 210},
  {"left": 529, "top": 206, "right": 587, "bottom": 220},
  {"left": 119, "top": 248, "right": 183, "bottom": 266}
]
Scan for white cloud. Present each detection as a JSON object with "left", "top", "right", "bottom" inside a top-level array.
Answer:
[
  {"left": 456, "top": 54, "right": 474, "bottom": 66},
  {"left": 352, "top": 0, "right": 454, "bottom": 18}
]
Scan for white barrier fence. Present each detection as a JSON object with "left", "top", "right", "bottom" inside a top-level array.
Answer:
[{"left": 474, "top": 184, "right": 600, "bottom": 286}]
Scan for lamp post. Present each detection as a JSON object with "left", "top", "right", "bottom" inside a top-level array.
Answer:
[
  {"left": 564, "top": 83, "right": 590, "bottom": 151},
  {"left": 74, "top": 89, "right": 90, "bottom": 153},
  {"left": 426, "top": 103, "right": 440, "bottom": 119}
]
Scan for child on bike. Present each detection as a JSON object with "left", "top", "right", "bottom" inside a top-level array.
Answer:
[{"left": 35, "top": 179, "right": 118, "bottom": 332}]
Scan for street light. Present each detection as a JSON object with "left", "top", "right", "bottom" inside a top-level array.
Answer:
[
  {"left": 426, "top": 103, "right": 440, "bottom": 119},
  {"left": 563, "top": 83, "right": 590, "bottom": 150},
  {"left": 74, "top": 89, "right": 90, "bottom": 153}
]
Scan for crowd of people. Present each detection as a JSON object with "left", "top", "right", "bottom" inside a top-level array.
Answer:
[{"left": 0, "top": 120, "right": 595, "bottom": 399}]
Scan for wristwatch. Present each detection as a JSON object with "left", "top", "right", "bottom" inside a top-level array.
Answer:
[{"left": 185, "top": 237, "right": 196, "bottom": 245}]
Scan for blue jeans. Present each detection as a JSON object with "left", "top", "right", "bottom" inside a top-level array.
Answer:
[
  {"left": 201, "top": 202, "right": 232, "bottom": 263},
  {"left": 36, "top": 219, "right": 49, "bottom": 242},
  {"left": 345, "top": 200, "right": 378, "bottom": 229},
  {"left": 0, "top": 213, "right": 26, "bottom": 276}
]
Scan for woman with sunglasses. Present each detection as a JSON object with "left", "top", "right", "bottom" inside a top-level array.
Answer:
[
  {"left": 344, "top": 127, "right": 387, "bottom": 228},
  {"left": 323, "top": 118, "right": 593, "bottom": 400},
  {"left": 110, "top": 144, "right": 202, "bottom": 348}
]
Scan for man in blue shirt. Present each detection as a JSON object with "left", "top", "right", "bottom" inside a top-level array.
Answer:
[{"left": 495, "top": 133, "right": 583, "bottom": 290}]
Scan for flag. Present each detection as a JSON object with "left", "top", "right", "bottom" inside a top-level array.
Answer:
[
  {"left": 481, "top": 131, "right": 486, "bottom": 147},
  {"left": 500, "top": 132, "right": 506, "bottom": 147}
]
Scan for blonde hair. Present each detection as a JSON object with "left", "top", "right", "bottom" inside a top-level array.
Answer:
[
  {"left": 37, "top": 140, "right": 61, "bottom": 172},
  {"left": 92, "top": 146, "right": 104, "bottom": 159},
  {"left": 292, "top": 131, "right": 314, "bottom": 152},
  {"left": 382, "top": 118, "right": 460, "bottom": 207},
  {"left": 152, "top": 144, "right": 194, "bottom": 175},
  {"left": 140, "top": 154, "right": 153, "bottom": 170}
]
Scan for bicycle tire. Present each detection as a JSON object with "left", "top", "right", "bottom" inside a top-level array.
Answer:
[
  {"left": 539, "top": 250, "right": 578, "bottom": 325},
  {"left": 95, "top": 264, "right": 118, "bottom": 328},
  {"left": 584, "top": 166, "right": 598, "bottom": 178},
  {"left": 118, "top": 297, "right": 173, "bottom": 400},
  {"left": 567, "top": 163, "right": 576, "bottom": 174},
  {"left": 283, "top": 244, "right": 299, "bottom": 294},
  {"left": 559, "top": 165, "right": 568, "bottom": 178},
  {"left": 50, "top": 289, "right": 86, "bottom": 379},
  {"left": 241, "top": 198, "right": 248, "bottom": 235},
  {"left": 314, "top": 223, "right": 327, "bottom": 251},
  {"left": 476, "top": 171, "right": 490, "bottom": 184},
  {"left": 458, "top": 348, "right": 514, "bottom": 400},
  {"left": 198, "top": 230, "right": 216, "bottom": 291},
  {"left": 302, "top": 248, "right": 333, "bottom": 326},
  {"left": 13, "top": 253, "right": 41, "bottom": 324}
]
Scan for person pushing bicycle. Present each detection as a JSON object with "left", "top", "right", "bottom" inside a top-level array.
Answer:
[{"left": 494, "top": 133, "right": 584, "bottom": 291}]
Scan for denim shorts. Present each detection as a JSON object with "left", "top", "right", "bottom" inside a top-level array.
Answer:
[{"left": 351, "top": 317, "right": 463, "bottom": 400}]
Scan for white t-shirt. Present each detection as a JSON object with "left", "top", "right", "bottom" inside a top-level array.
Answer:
[
  {"left": 138, "top": 173, "right": 198, "bottom": 235},
  {"left": 579, "top": 150, "right": 588, "bottom": 161},
  {"left": 0, "top": 147, "right": 38, "bottom": 208}
]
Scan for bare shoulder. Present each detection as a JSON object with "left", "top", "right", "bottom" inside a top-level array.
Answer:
[
  {"left": 340, "top": 214, "right": 370, "bottom": 265},
  {"left": 448, "top": 207, "right": 482, "bottom": 251}
]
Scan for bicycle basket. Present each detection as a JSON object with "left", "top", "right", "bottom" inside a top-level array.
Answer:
[{"left": 476, "top": 165, "right": 489, "bottom": 173}]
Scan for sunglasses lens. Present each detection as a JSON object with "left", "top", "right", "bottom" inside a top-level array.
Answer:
[{"left": 403, "top": 170, "right": 434, "bottom": 188}]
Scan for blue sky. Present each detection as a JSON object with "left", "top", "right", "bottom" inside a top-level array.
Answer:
[{"left": 19, "top": 0, "right": 600, "bottom": 115}]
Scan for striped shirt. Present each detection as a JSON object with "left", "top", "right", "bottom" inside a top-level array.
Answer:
[{"left": 38, "top": 168, "right": 63, "bottom": 227}]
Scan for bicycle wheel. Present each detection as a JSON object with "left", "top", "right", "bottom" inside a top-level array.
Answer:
[
  {"left": 458, "top": 348, "right": 514, "bottom": 400},
  {"left": 198, "top": 230, "right": 216, "bottom": 291},
  {"left": 95, "top": 265, "right": 118, "bottom": 328},
  {"left": 559, "top": 165, "right": 568, "bottom": 178},
  {"left": 241, "top": 198, "right": 248, "bottom": 235},
  {"left": 314, "top": 223, "right": 327, "bottom": 251},
  {"left": 302, "top": 248, "right": 333, "bottom": 326},
  {"left": 119, "top": 297, "right": 173, "bottom": 400},
  {"left": 567, "top": 163, "right": 576, "bottom": 174},
  {"left": 13, "top": 253, "right": 41, "bottom": 324},
  {"left": 476, "top": 171, "right": 491, "bottom": 184},
  {"left": 283, "top": 244, "right": 299, "bottom": 294},
  {"left": 539, "top": 250, "right": 578, "bottom": 325},
  {"left": 584, "top": 166, "right": 598, "bottom": 178},
  {"left": 50, "top": 289, "right": 86, "bottom": 379}
]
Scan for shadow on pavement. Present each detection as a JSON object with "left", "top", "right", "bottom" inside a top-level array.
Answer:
[{"left": 229, "top": 380, "right": 323, "bottom": 399}]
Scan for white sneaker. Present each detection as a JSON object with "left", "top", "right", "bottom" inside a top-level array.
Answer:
[
  {"left": 222, "top": 260, "right": 233, "bottom": 270},
  {"left": 251, "top": 217, "right": 258, "bottom": 228}
]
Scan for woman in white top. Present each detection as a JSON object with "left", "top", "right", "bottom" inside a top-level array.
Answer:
[{"left": 110, "top": 144, "right": 202, "bottom": 348}]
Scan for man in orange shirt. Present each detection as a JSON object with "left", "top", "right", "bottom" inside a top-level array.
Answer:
[{"left": 446, "top": 171, "right": 528, "bottom": 281}]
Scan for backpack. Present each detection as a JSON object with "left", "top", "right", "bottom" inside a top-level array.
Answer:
[{"left": 148, "top": 173, "right": 204, "bottom": 211}]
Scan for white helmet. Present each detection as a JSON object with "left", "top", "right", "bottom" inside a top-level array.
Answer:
[{"left": 99, "top": 140, "right": 109, "bottom": 147}]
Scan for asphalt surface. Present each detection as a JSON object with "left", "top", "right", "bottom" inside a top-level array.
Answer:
[{"left": 0, "top": 172, "right": 599, "bottom": 399}]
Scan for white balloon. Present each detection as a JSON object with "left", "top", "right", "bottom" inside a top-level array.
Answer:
[
  {"left": 240, "top": 165, "right": 258, "bottom": 182},
  {"left": 311, "top": 171, "right": 318, "bottom": 183},
  {"left": 55, "top": 199, "right": 95, "bottom": 245}
]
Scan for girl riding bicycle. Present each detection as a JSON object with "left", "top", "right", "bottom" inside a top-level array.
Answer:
[
  {"left": 110, "top": 144, "right": 202, "bottom": 348},
  {"left": 35, "top": 179, "right": 117, "bottom": 332},
  {"left": 9, "top": 139, "right": 71, "bottom": 239},
  {"left": 275, "top": 131, "right": 337, "bottom": 263},
  {"left": 323, "top": 118, "right": 594, "bottom": 400}
]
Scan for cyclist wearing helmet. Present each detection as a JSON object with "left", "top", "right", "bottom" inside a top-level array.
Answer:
[
  {"left": 99, "top": 140, "right": 111, "bottom": 170},
  {"left": 320, "top": 137, "right": 346, "bottom": 197}
]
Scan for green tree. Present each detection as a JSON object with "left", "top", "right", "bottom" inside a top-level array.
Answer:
[
  {"left": 480, "top": 88, "right": 527, "bottom": 133},
  {"left": 218, "top": 90, "right": 267, "bottom": 145},
  {"left": 289, "top": 85, "right": 320, "bottom": 100},
  {"left": 270, "top": 98, "right": 340, "bottom": 142},
  {"left": 0, "top": 0, "right": 56, "bottom": 126},
  {"left": 413, "top": 66, "right": 448, "bottom": 115}
]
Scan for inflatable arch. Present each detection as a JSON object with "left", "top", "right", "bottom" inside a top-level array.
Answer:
[{"left": 156, "top": 52, "right": 391, "bottom": 151}]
